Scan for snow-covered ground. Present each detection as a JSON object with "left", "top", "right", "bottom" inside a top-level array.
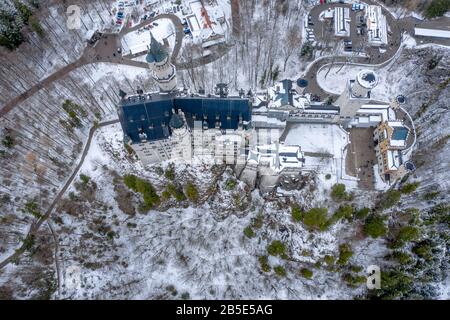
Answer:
[{"left": 52, "top": 123, "right": 380, "bottom": 300}]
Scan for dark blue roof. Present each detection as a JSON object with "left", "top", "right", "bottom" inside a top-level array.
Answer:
[
  {"left": 296, "top": 78, "right": 308, "bottom": 88},
  {"left": 118, "top": 94, "right": 251, "bottom": 143},
  {"left": 392, "top": 126, "right": 409, "bottom": 140},
  {"left": 146, "top": 32, "right": 168, "bottom": 63},
  {"left": 174, "top": 97, "right": 251, "bottom": 130}
]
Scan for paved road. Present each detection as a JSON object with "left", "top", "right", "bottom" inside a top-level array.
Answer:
[{"left": 0, "top": 119, "right": 119, "bottom": 270}]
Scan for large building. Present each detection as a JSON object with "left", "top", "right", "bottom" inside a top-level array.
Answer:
[
  {"left": 336, "top": 69, "right": 379, "bottom": 122},
  {"left": 117, "top": 32, "right": 252, "bottom": 165},
  {"left": 373, "top": 120, "right": 410, "bottom": 182},
  {"left": 365, "top": 5, "right": 388, "bottom": 47}
]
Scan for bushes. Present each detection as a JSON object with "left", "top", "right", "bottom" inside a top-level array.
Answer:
[
  {"left": 185, "top": 182, "right": 199, "bottom": 202},
  {"left": 123, "top": 174, "right": 160, "bottom": 210},
  {"left": 337, "top": 244, "right": 353, "bottom": 265},
  {"left": 303, "top": 207, "right": 328, "bottom": 231},
  {"left": 243, "top": 226, "right": 255, "bottom": 238},
  {"left": 323, "top": 255, "right": 335, "bottom": 266},
  {"left": 1, "top": 135, "right": 14, "bottom": 148},
  {"left": 325, "top": 173, "right": 331, "bottom": 180},
  {"left": 424, "top": 0, "right": 450, "bottom": 19},
  {"left": 24, "top": 200, "right": 41, "bottom": 219},
  {"left": 379, "top": 189, "right": 401, "bottom": 209},
  {"left": 400, "top": 182, "right": 420, "bottom": 194},
  {"left": 299, "top": 268, "right": 313, "bottom": 279},
  {"left": 392, "top": 251, "right": 413, "bottom": 265},
  {"left": 327, "top": 205, "right": 353, "bottom": 226},
  {"left": 166, "top": 183, "right": 186, "bottom": 201},
  {"left": 363, "top": 214, "right": 387, "bottom": 238},
  {"left": 355, "top": 207, "right": 370, "bottom": 219},
  {"left": 331, "top": 183, "right": 351, "bottom": 202},
  {"left": 225, "top": 178, "right": 237, "bottom": 190},
  {"left": 374, "top": 269, "right": 413, "bottom": 299},
  {"left": 258, "top": 256, "right": 271, "bottom": 272},
  {"left": 267, "top": 240, "right": 286, "bottom": 257},
  {"left": 291, "top": 205, "right": 303, "bottom": 222},
  {"left": 422, "top": 191, "right": 440, "bottom": 200},
  {"left": 343, "top": 273, "right": 365, "bottom": 287},
  {"left": 164, "top": 165, "right": 175, "bottom": 180},
  {"left": 412, "top": 241, "right": 434, "bottom": 260},
  {"left": 79, "top": 174, "right": 90, "bottom": 185},
  {"left": 274, "top": 265, "right": 286, "bottom": 277},
  {"left": 396, "top": 226, "right": 420, "bottom": 244}
]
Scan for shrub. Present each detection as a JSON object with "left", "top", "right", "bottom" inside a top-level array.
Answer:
[
  {"left": 303, "top": 207, "right": 328, "bottom": 231},
  {"left": 380, "top": 189, "right": 401, "bottom": 209},
  {"left": 167, "top": 183, "right": 186, "bottom": 201},
  {"left": 274, "top": 265, "right": 286, "bottom": 277},
  {"left": 123, "top": 174, "right": 138, "bottom": 191},
  {"left": 225, "top": 178, "right": 237, "bottom": 190},
  {"left": 328, "top": 205, "right": 353, "bottom": 226},
  {"left": 337, "top": 244, "right": 353, "bottom": 265},
  {"left": 299, "top": 268, "right": 313, "bottom": 279},
  {"left": 80, "top": 174, "right": 90, "bottom": 185},
  {"left": 331, "top": 183, "right": 349, "bottom": 201},
  {"left": 412, "top": 241, "right": 433, "bottom": 260},
  {"left": 323, "top": 255, "right": 335, "bottom": 266},
  {"left": 363, "top": 214, "right": 387, "bottom": 238},
  {"left": 185, "top": 182, "right": 199, "bottom": 202},
  {"left": 343, "top": 273, "right": 366, "bottom": 287},
  {"left": 1, "top": 135, "right": 14, "bottom": 148},
  {"left": 180, "top": 292, "right": 190, "bottom": 300},
  {"left": 252, "top": 214, "right": 264, "bottom": 229},
  {"left": 124, "top": 175, "right": 160, "bottom": 210},
  {"left": 267, "top": 240, "right": 286, "bottom": 257},
  {"left": 291, "top": 206, "right": 303, "bottom": 222},
  {"left": 243, "top": 226, "right": 255, "bottom": 238},
  {"left": 424, "top": 0, "right": 450, "bottom": 19},
  {"left": 374, "top": 270, "right": 413, "bottom": 299},
  {"left": 355, "top": 207, "right": 370, "bottom": 219},
  {"left": 164, "top": 166, "right": 175, "bottom": 180},
  {"left": 325, "top": 174, "right": 331, "bottom": 180},
  {"left": 30, "top": 15, "right": 44, "bottom": 36},
  {"left": 397, "top": 226, "right": 420, "bottom": 243},
  {"left": 24, "top": 200, "right": 41, "bottom": 219},
  {"left": 392, "top": 251, "right": 413, "bottom": 265},
  {"left": 258, "top": 256, "right": 271, "bottom": 272},
  {"left": 400, "top": 182, "right": 419, "bottom": 194},
  {"left": 422, "top": 191, "right": 440, "bottom": 200}
]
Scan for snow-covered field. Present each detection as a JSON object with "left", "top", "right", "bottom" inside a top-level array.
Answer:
[{"left": 55, "top": 123, "right": 379, "bottom": 300}]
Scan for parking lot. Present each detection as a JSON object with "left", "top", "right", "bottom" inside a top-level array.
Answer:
[{"left": 307, "top": 2, "right": 400, "bottom": 63}]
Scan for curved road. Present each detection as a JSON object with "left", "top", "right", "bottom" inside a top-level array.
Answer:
[
  {"left": 304, "top": 0, "right": 403, "bottom": 100},
  {"left": 0, "top": 12, "right": 232, "bottom": 118},
  {"left": 0, "top": 119, "right": 119, "bottom": 270}
]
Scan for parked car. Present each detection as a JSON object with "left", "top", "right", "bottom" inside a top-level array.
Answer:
[
  {"left": 153, "top": 22, "right": 158, "bottom": 26},
  {"left": 308, "top": 15, "right": 313, "bottom": 25}
]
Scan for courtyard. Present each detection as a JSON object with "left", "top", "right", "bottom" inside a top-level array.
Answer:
[{"left": 346, "top": 127, "right": 377, "bottom": 190}]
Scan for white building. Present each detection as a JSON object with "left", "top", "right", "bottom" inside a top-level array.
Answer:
[
  {"left": 365, "top": 5, "right": 388, "bottom": 46},
  {"left": 334, "top": 7, "right": 351, "bottom": 37}
]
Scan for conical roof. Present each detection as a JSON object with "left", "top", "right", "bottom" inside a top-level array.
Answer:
[
  {"left": 169, "top": 113, "right": 184, "bottom": 129},
  {"left": 146, "top": 32, "right": 168, "bottom": 63}
]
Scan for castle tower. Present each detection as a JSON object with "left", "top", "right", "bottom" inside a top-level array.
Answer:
[
  {"left": 336, "top": 69, "right": 378, "bottom": 120},
  {"left": 146, "top": 32, "right": 177, "bottom": 92}
]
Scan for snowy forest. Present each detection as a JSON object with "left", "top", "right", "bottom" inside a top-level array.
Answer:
[{"left": 0, "top": 0, "right": 448, "bottom": 300}]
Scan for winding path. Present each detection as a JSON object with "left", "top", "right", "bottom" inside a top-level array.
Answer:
[
  {"left": 0, "top": 119, "right": 119, "bottom": 270},
  {"left": 0, "top": 12, "right": 232, "bottom": 118}
]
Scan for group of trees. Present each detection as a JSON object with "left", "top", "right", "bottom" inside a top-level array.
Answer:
[{"left": 0, "top": 1, "right": 42, "bottom": 50}]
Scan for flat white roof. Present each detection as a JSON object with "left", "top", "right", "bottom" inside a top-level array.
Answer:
[{"left": 414, "top": 27, "right": 450, "bottom": 38}]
